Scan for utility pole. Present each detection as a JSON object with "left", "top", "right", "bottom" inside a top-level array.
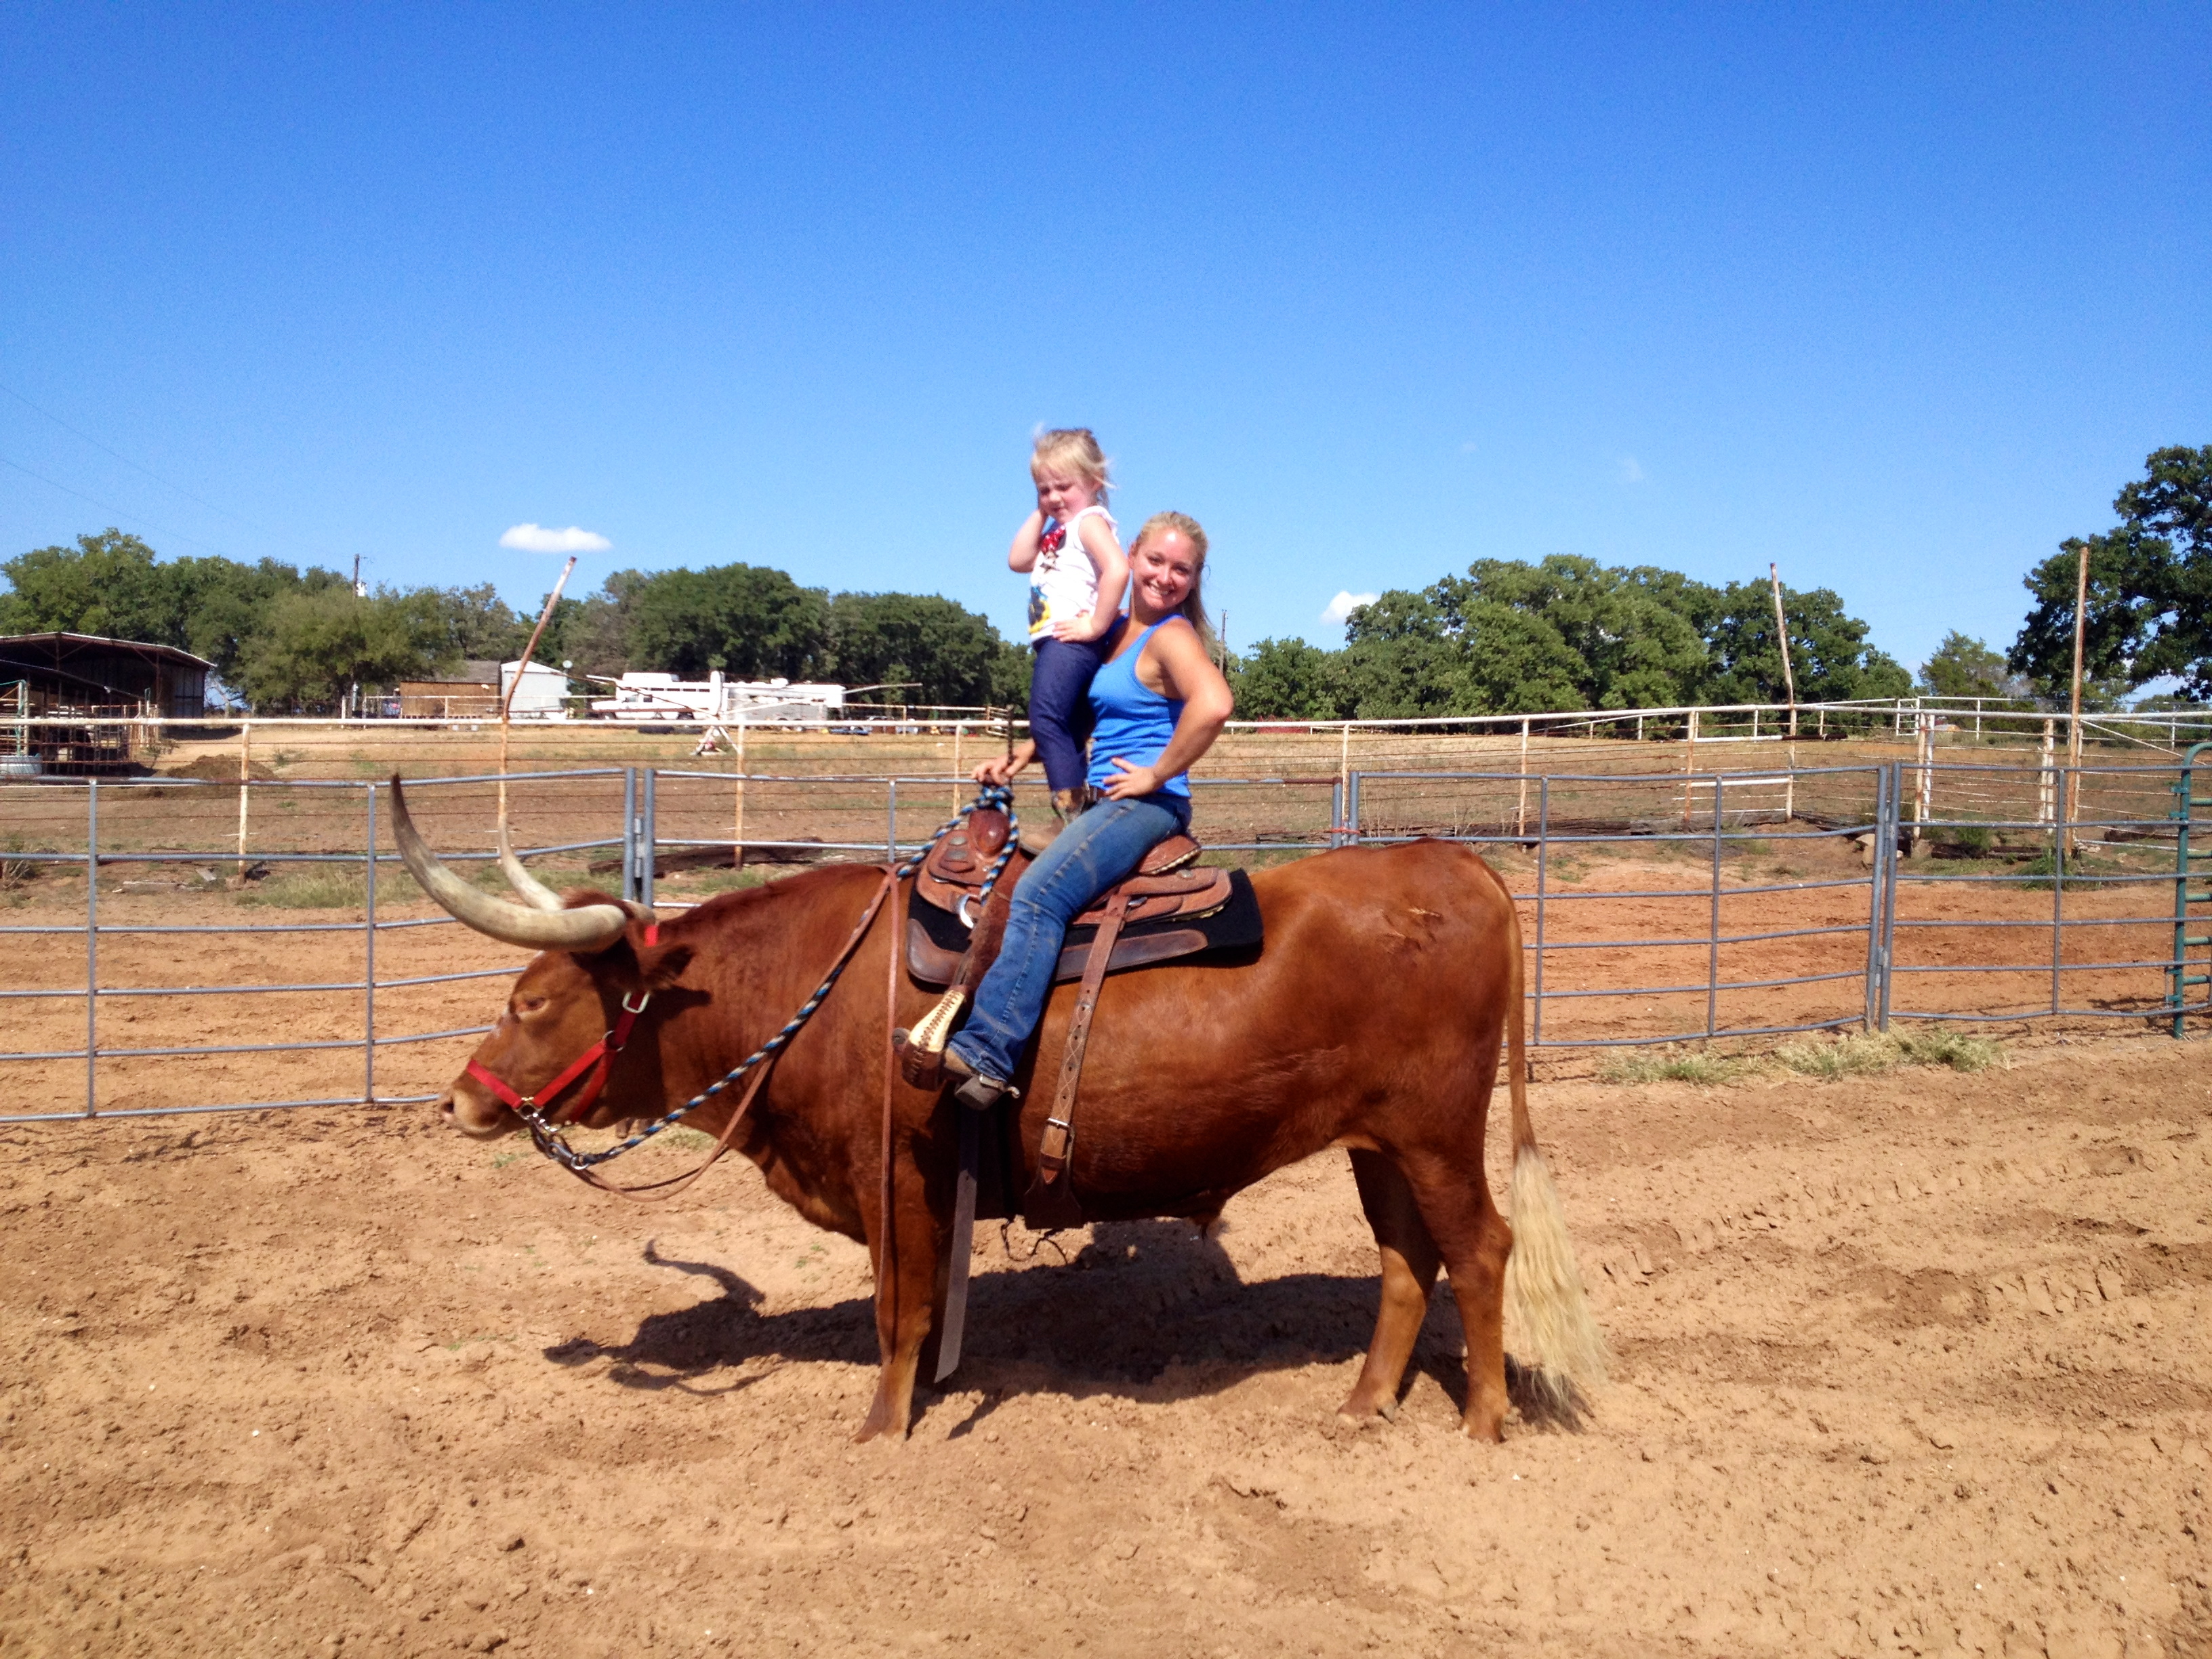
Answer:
[
  {"left": 351, "top": 554, "right": 366, "bottom": 598},
  {"left": 1769, "top": 563, "right": 1798, "bottom": 737},
  {"left": 499, "top": 555, "right": 580, "bottom": 827}
]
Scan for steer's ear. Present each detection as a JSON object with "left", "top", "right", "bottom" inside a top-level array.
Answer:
[
  {"left": 627, "top": 921, "right": 694, "bottom": 992},
  {"left": 579, "top": 914, "right": 693, "bottom": 993}
]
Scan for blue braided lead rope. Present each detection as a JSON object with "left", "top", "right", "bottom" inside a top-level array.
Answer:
[{"left": 518, "top": 783, "right": 1023, "bottom": 1173}]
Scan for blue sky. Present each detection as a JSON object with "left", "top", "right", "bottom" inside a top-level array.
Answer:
[{"left": 3, "top": 3, "right": 2205, "bottom": 674}]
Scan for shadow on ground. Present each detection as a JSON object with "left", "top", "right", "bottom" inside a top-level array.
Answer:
[{"left": 544, "top": 1221, "right": 1578, "bottom": 1427}]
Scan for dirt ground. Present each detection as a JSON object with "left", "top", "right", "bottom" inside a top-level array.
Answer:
[{"left": 3, "top": 1031, "right": 2209, "bottom": 1657}]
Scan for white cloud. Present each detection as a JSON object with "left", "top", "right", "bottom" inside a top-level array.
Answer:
[
  {"left": 1321, "top": 590, "right": 1380, "bottom": 626},
  {"left": 1459, "top": 440, "right": 1479, "bottom": 454},
  {"left": 1617, "top": 456, "right": 1645, "bottom": 485},
  {"left": 499, "top": 523, "right": 611, "bottom": 553}
]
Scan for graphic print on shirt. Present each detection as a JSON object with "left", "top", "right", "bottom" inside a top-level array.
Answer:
[{"left": 1026, "top": 521, "right": 1067, "bottom": 636}]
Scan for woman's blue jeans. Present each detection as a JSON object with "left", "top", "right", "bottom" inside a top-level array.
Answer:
[{"left": 945, "top": 792, "right": 1191, "bottom": 1084}]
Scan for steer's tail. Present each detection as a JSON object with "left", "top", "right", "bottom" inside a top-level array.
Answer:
[{"left": 1494, "top": 873, "right": 1608, "bottom": 1406}]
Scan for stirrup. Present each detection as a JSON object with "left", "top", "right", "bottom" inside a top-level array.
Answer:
[
  {"left": 940, "top": 1044, "right": 1017, "bottom": 1113},
  {"left": 951, "top": 1070, "right": 1015, "bottom": 1112},
  {"left": 893, "top": 988, "right": 967, "bottom": 1088}
]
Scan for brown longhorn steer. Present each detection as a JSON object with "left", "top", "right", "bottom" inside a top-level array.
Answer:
[{"left": 394, "top": 783, "right": 1603, "bottom": 1441}]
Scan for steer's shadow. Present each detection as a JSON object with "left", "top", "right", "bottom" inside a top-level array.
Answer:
[{"left": 544, "top": 1223, "right": 1576, "bottom": 1425}]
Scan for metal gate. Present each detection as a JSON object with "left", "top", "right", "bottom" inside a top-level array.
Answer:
[{"left": 1, "top": 756, "right": 2203, "bottom": 1127}]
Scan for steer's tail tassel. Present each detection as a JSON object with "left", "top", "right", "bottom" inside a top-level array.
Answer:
[
  {"left": 1506, "top": 1145, "right": 1607, "bottom": 1406},
  {"left": 1495, "top": 853, "right": 1607, "bottom": 1406}
]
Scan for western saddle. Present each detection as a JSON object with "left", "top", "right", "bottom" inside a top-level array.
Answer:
[
  {"left": 896, "top": 799, "right": 1249, "bottom": 1382},
  {"left": 897, "top": 802, "right": 1232, "bottom": 1224}
]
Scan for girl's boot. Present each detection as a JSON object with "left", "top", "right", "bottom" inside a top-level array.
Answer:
[{"left": 1022, "top": 788, "right": 1084, "bottom": 853}]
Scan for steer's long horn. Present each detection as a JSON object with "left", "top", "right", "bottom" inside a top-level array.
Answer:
[
  {"left": 497, "top": 820, "right": 567, "bottom": 912},
  {"left": 390, "top": 778, "right": 629, "bottom": 951}
]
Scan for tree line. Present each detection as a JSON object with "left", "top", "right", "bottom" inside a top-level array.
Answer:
[
  {"left": 1233, "top": 558, "right": 1912, "bottom": 720},
  {"left": 0, "top": 533, "right": 1031, "bottom": 712},
  {"left": 4, "top": 443, "right": 2201, "bottom": 717},
  {"left": 1231, "top": 444, "right": 2209, "bottom": 720}
]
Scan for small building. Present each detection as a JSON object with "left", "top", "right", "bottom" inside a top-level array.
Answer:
[
  {"left": 0, "top": 632, "right": 211, "bottom": 718},
  {"left": 396, "top": 678, "right": 498, "bottom": 719},
  {"left": 394, "top": 659, "right": 509, "bottom": 720},
  {"left": 0, "top": 632, "right": 213, "bottom": 774},
  {"left": 498, "top": 661, "right": 572, "bottom": 720}
]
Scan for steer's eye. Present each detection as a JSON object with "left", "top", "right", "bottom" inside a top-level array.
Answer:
[{"left": 516, "top": 994, "right": 549, "bottom": 1017}]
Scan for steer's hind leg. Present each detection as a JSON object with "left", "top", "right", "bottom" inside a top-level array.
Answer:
[
  {"left": 1397, "top": 1151, "right": 1515, "bottom": 1441},
  {"left": 1339, "top": 1149, "right": 1443, "bottom": 1422}
]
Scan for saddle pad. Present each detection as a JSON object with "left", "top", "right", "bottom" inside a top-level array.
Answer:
[{"left": 906, "top": 868, "right": 1263, "bottom": 989}]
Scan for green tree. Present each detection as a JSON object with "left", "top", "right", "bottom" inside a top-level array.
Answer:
[
  {"left": 987, "top": 641, "right": 1033, "bottom": 710},
  {"left": 618, "top": 563, "right": 831, "bottom": 680},
  {"left": 166, "top": 555, "right": 333, "bottom": 679},
  {"left": 1337, "top": 590, "right": 1471, "bottom": 718},
  {"left": 822, "top": 592, "right": 1010, "bottom": 706},
  {"left": 2011, "top": 445, "right": 2212, "bottom": 703},
  {"left": 1435, "top": 556, "right": 1709, "bottom": 710},
  {"left": 425, "top": 583, "right": 530, "bottom": 663},
  {"left": 1693, "top": 579, "right": 1911, "bottom": 705},
  {"left": 234, "top": 588, "right": 451, "bottom": 710},
  {"left": 1232, "top": 637, "right": 1347, "bottom": 720},
  {"left": 1918, "top": 632, "right": 2030, "bottom": 703},
  {"left": 0, "top": 529, "right": 186, "bottom": 642}
]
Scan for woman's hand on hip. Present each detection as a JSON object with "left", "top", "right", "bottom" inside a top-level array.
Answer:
[{"left": 1099, "top": 757, "right": 1161, "bottom": 800}]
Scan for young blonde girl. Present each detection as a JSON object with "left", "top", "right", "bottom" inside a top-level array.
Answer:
[{"left": 1008, "top": 428, "right": 1130, "bottom": 825}]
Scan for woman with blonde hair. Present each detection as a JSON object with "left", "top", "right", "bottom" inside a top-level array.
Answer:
[{"left": 934, "top": 512, "right": 1233, "bottom": 1109}]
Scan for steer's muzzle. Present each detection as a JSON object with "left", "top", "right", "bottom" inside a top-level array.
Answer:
[{"left": 440, "top": 1078, "right": 516, "bottom": 1139}]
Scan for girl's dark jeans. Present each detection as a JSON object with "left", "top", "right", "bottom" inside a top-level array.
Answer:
[{"left": 1027, "top": 626, "right": 1122, "bottom": 794}]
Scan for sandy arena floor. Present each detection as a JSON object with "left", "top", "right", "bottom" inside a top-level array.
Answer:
[{"left": 2, "top": 1031, "right": 2208, "bottom": 1656}]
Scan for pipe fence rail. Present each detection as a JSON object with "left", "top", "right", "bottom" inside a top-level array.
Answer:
[{"left": 0, "top": 756, "right": 2200, "bottom": 1124}]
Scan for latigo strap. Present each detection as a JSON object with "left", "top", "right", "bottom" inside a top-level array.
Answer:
[{"left": 1021, "top": 893, "right": 1128, "bottom": 1229}]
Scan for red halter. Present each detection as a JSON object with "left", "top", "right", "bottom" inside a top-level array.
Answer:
[{"left": 464, "top": 924, "right": 659, "bottom": 1126}]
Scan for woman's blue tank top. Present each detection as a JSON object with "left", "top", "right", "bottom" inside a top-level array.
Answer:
[{"left": 1086, "top": 619, "right": 1189, "bottom": 798}]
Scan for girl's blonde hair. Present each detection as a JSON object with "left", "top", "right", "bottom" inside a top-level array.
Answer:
[
  {"left": 1029, "top": 428, "right": 1111, "bottom": 506},
  {"left": 1132, "top": 510, "right": 1214, "bottom": 648}
]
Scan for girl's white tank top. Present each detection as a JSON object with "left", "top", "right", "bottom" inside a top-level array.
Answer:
[{"left": 1026, "top": 504, "right": 1115, "bottom": 641}]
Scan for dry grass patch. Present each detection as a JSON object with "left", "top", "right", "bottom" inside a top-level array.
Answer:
[
  {"left": 1774, "top": 1030, "right": 2003, "bottom": 1080},
  {"left": 1597, "top": 1046, "right": 1755, "bottom": 1086}
]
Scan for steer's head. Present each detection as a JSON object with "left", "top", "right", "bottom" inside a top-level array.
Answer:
[{"left": 389, "top": 779, "right": 693, "bottom": 1139}]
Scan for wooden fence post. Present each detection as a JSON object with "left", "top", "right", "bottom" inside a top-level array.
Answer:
[
  {"left": 2038, "top": 718, "right": 2055, "bottom": 832},
  {"left": 235, "top": 721, "right": 252, "bottom": 880},
  {"left": 732, "top": 710, "right": 747, "bottom": 872},
  {"left": 1516, "top": 717, "right": 1530, "bottom": 837},
  {"left": 2066, "top": 541, "right": 2089, "bottom": 855}
]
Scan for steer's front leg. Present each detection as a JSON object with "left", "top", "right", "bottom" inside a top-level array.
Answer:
[{"left": 856, "top": 1147, "right": 947, "bottom": 1442}]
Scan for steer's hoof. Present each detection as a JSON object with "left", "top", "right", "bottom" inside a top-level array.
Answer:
[{"left": 1334, "top": 1385, "right": 1398, "bottom": 1425}]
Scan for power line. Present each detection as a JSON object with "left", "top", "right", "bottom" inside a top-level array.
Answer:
[
  {"left": 0, "top": 378, "right": 275, "bottom": 535},
  {"left": 0, "top": 452, "right": 248, "bottom": 561}
]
